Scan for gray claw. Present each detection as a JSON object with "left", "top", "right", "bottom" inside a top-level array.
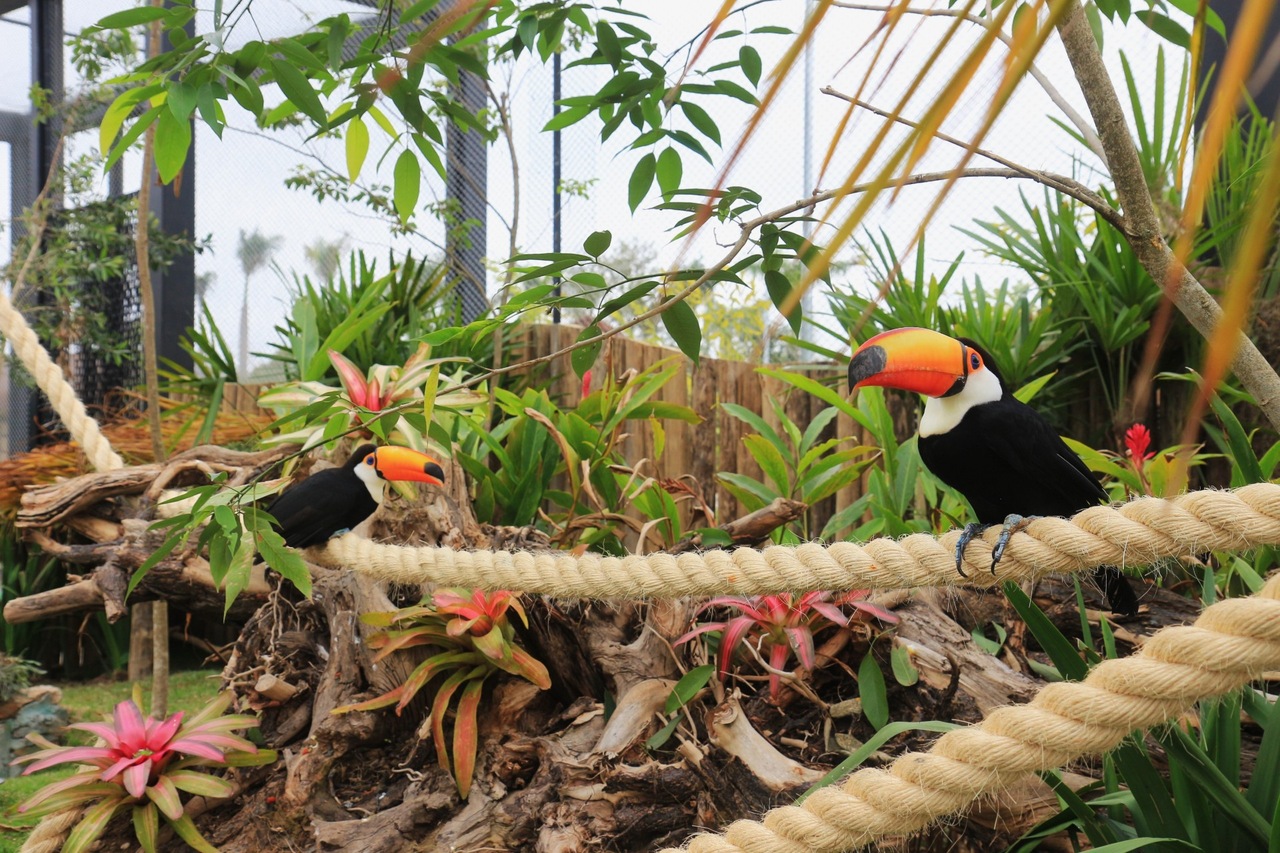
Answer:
[
  {"left": 955, "top": 522, "right": 989, "bottom": 578},
  {"left": 991, "top": 514, "right": 1039, "bottom": 573}
]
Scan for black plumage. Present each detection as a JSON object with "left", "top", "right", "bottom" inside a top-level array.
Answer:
[
  {"left": 848, "top": 328, "right": 1139, "bottom": 616},
  {"left": 265, "top": 444, "right": 381, "bottom": 549},
  {"left": 916, "top": 340, "right": 1139, "bottom": 616}
]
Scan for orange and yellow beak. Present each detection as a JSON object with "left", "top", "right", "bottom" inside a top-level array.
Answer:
[
  {"left": 848, "top": 327, "right": 970, "bottom": 398},
  {"left": 371, "top": 446, "right": 446, "bottom": 485}
]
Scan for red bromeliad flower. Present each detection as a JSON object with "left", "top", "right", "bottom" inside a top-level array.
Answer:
[
  {"left": 334, "top": 589, "right": 551, "bottom": 799},
  {"left": 676, "top": 590, "right": 898, "bottom": 700},
  {"left": 1125, "top": 423, "right": 1154, "bottom": 461},
  {"left": 433, "top": 588, "right": 526, "bottom": 638}
]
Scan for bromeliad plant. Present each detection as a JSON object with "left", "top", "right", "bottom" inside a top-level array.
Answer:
[
  {"left": 258, "top": 343, "right": 485, "bottom": 452},
  {"left": 333, "top": 588, "right": 551, "bottom": 799},
  {"left": 676, "top": 591, "right": 898, "bottom": 700},
  {"left": 11, "top": 689, "right": 272, "bottom": 853}
]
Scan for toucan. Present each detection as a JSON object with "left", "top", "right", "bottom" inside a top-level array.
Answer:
[
  {"left": 847, "top": 326, "right": 1139, "bottom": 616},
  {"left": 265, "top": 444, "right": 447, "bottom": 549}
]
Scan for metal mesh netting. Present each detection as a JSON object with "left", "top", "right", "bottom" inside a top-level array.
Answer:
[{"left": 27, "top": 196, "right": 144, "bottom": 443}]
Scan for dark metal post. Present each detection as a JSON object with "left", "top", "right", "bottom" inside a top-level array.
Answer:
[
  {"left": 445, "top": 44, "right": 489, "bottom": 323},
  {"left": 551, "top": 49, "right": 562, "bottom": 324},
  {"left": 5, "top": 0, "right": 64, "bottom": 454}
]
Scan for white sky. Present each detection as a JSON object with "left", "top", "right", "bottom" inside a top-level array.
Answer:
[{"left": 0, "top": 1, "right": 1183, "bottom": 372}]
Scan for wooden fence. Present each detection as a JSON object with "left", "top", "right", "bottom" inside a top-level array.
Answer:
[{"left": 505, "top": 324, "right": 869, "bottom": 540}]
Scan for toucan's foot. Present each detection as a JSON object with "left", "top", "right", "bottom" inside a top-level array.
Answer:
[
  {"left": 991, "top": 514, "right": 1040, "bottom": 574},
  {"left": 955, "top": 522, "right": 990, "bottom": 578}
]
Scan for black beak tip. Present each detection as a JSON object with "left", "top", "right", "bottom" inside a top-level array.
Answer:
[
  {"left": 848, "top": 344, "right": 886, "bottom": 387},
  {"left": 426, "top": 462, "right": 446, "bottom": 483}
]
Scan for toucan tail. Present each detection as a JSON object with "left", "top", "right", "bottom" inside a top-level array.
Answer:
[{"left": 1094, "top": 566, "right": 1139, "bottom": 616}]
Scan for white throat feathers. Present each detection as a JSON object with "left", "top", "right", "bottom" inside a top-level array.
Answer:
[
  {"left": 918, "top": 367, "right": 1003, "bottom": 437},
  {"left": 353, "top": 459, "right": 387, "bottom": 505}
]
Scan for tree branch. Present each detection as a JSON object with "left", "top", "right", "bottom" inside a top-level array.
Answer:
[
  {"left": 1056, "top": 0, "right": 1280, "bottom": 428},
  {"left": 821, "top": 86, "right": 1123, "bottom": 230},
  {"left": 473, "top": 168, "right": 1089, "bottom": 385}
]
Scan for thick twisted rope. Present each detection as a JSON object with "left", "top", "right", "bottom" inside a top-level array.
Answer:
[
  {"left": 317, "top": 483, "right": 1280, "bottom": 595},
  {"left": 0, "top": 285, "right": 124, "bottom": 473},
  {"left": 17, "top": 807, "right": 83, "bottom": 853},
  {"left": 657, "top": 570, "right": 1280, "bottom": 853}
]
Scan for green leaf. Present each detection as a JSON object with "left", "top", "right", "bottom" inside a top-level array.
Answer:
[
  {"left": 628, "top": 152, "right": 656, "bottom": 212},
  {"left": 96, "top": 6, "right": 169, "bottom": 27},
  {"left": 571, "top": 324, "right": 603, "bottom": 378},
  {"left": 1003, "top": 582, "right": 1087, "bottom": 680},
  {"left": 345, "top": 116, "right": 369, "bottom": 182},
  {"left": 679, "top": 101, "right": 721, "bottom": 145},
  {"left": 742, "top": 434, "right": 788, "bottom": 495},
  {"left": 1012, "top": 371, "right": 1056, "bottom": 404},
  {"left": 104, "top": 105, "right": 161, "bottom": 175},
  {"left": 765, "top": 270, "right": 802, "bottom": 334},
  {"left": 597, "top": 21, "right": 622, "bottom": 66},
  {"left": 890, "top": 643, "right": 919, "bottom": 686},
  {"left": 133, "top": 803, "right": 160, "bottom": 853},
  {"left": 166, "top": 769, "right": 236, "bottom": 797},
  {"left": 666, "top": 664, "right": 715, "bottom": 713},
  {"left": 63, "top": 798, "right": 125, "bottom": 853},
  {"left": 797, "top": 720, "right": 958, "bottom": 803},
  {"left": 254, "top": 525, "right": 312, "bottom": 598},
  {"left": 597, "top": 280, "right": 657, "bottom": 320},
  {"left": 167, "top": 814, "right": 221, "bottom": 853},
  {"left": 655, "top": 147, "right": 683, "bottom": 200},
  {"left": 661, "top": 299, "right": 701, "bottom": 364},
  {"left": 269, "top": 58, "right": 327, "bottom": 125},
  {"left": 154, "top": 106, "right": 192, "bottom": 184},
  {"left": 167, "top": 80, "right": 197, "bottom": 122},
  {"left": 583, "top": 230, "right": 612, "bottom": 257},
  {"left": 739, "top": 45, "right": 762, "bottom": 86},
  {"left": 393, "top": 148, "right": 421, "bottom": 224},
  {"left": 1161, "top": 725, "right": 1271, "bottom": 846},
  {"left": 858, "top": 651, "right": 889, "bottom": 729},
  {"left": 195, "top": 83, "right": 223, "bottom": 138}
]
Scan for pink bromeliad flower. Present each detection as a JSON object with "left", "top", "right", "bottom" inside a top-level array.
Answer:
[{"left": 11, "top": 692, "right": 269, "bottom": 853}]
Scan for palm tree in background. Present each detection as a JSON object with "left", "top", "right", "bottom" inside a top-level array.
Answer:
[
  {"left": 304, "top": 235, "right": 349, "bottom": 283},
  {"left": 236, "top": 227, "right": 283, "bottom": 373}
]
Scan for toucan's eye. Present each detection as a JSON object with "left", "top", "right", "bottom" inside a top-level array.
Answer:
[
  {"left": 969, "top": 352, "right": 981, "bottom": 370},
  {"left": 365, "top": 456, "right": 375, "bottom": 465}
]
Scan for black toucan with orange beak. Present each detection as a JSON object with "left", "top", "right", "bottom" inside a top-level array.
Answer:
[
  {"left": 266, "top": 444, "right": 446, "bottom": 549},
  {"left": 848, "top": 327, "right": 1138, "bottom": 616}
]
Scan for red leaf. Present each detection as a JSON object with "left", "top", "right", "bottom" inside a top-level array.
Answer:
[{"left": 452, "top": 679, "right": 484, "bottom": 798}]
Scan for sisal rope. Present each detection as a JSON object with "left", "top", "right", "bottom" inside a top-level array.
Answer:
[
  {"left": 3, "top": 235, "right": 123, "bottom": 851},
  {"left": 657, "top": 571, "right": 1280, "bottom": 852},
  {"left": 0, "top": 285, "right": 124, "bottom": 473},
  {"left": 316, "top": 483, "right": 1280, "bottom": 596}
]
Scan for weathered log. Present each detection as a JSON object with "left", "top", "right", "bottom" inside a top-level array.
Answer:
[
  {"left": 671, "top": 496, "right": 807, "bottom": 553},
  {"left": 16, "top": 445, "right": 293, "bottom": 528}
]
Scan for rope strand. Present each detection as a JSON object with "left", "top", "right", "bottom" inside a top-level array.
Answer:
[{"left": 316, "top": 483, "right": 1280, "bottom": 596}]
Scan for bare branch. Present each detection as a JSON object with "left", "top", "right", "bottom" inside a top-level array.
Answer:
[
  {"left": 832, "top": 0, "right": 1108, "bottom": 162},
  {"left": 821, "top": 86, "right": 1124, "bottom": 230},
  {"left": 474, "top": 167, "right": 1088, "bottom": 385}
]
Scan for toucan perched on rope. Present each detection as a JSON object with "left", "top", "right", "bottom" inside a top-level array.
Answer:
[
  {"left": 265, "top": 444, "right": 446, "bottom": 549},
  {"left": 847, "top": 326, "right": 1139, "bottom": 616}
]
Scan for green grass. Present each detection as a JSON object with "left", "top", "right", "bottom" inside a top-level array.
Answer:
[{"left": 0, "top": 669, "right": 224, "bottom": 852}]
